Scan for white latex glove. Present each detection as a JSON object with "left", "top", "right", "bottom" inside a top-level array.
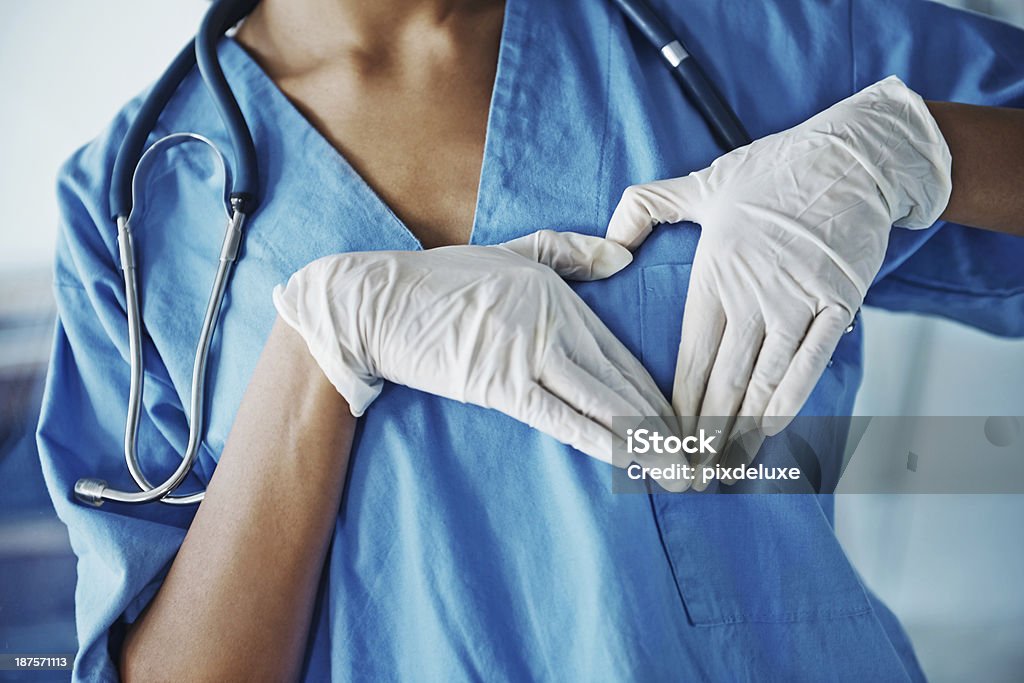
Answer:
[
  {"left": 607, "top": 76, "right": 952, "bottom": 479},
  {"left": 273, "top": 229, "right": 673, "bottom": 465}
]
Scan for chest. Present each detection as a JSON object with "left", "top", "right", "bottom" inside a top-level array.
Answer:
[
  {"left": 138, "top": 4, "right": 872, "bottom": 475},
  {"left": 269, "top": 56, "right": 499, "bottom": 249}
]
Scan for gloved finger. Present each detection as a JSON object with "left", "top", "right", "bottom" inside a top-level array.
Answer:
[
  {"left": 718, "top": 423, "right": 766, "bottom": 486},
  {"left": 541, "top": 352, "right": 681, "bottom": 471},
  {"left": 540, "top": 351, "right": 654, "bottom": 431},
  {"left": 690, "top": 322, "right": 764, "bottom": 486},
  {"left": 519, "top": 384, "right": 620, "bottom": 465},
  {"left": 544, "top": 344, "right": 679, "bottom": 479},
  {"left": 498, "top": 229, "right": 633, "bottom": 281},
  {"left": 571, "top": 303, "right": 674, "bottom": 419},
  {"left": 735, "top": 322, "right": 809, "bottom": 425},
  {"left": 761, "top": 307, "right": 853, "bottom": 436},
  {"left": 698, "top": 314, "right": 765, "bottom": 417},
  {"left": 606, "top": 176, "right": 702, "bottom": 250},
  {"left": 671, "top": 278, "right": 727, "bottom": 437}
]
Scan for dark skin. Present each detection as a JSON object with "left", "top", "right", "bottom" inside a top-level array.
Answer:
[
  {"left": 928, "top": 101, "right": 1024, "bottom": 235},
  {"left": 235, "top": 0, "right": 505, "bottom": 248},
  {"left": 119, "top": 1, "right": 1023, "bottom": 680},
  {"left": 121, "top": 319, "right": 356, "bottom": 682}
]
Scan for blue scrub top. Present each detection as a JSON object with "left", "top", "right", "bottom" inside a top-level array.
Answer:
[{"left": 38, "top": 0, "right": 1024, "bottom": 680}]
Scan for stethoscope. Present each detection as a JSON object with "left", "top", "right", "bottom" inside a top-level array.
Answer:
[{"left": 73, "top": 0, "right": 750, "bottom": 507}]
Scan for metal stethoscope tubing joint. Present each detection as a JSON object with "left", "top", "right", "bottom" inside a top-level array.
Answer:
[
  {"left": 73, "top": 134, "right": 246, "bottom": 507},
  {"left": 609, "top": 0, "right": 751, "bottom": 151}
]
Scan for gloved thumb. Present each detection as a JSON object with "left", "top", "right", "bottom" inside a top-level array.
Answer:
[
  {"left": 498, "top": 229, "right": 633, "bottom": 281},
  {"left": 606, "top": 175, "right": 703, "bottom": 250}
]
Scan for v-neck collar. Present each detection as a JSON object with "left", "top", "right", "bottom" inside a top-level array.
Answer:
[{"left": 217, "top": 0, "right": 525, "bottom": 249}]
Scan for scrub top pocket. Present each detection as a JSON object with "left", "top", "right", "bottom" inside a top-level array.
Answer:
[{"left": 648, "top": 494, "right": 873, "bottom": 627}]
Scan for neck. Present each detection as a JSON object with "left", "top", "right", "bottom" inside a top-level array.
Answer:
[{"left": 236, "top": 0, "right": 503, "bottom": 72}]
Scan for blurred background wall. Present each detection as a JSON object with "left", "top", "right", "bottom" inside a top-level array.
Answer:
[{"left": 0, "top": 1, "right": 1021, "bottom": 681}]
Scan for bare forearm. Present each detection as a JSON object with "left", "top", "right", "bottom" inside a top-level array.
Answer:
[
  {"left": 121, "top": 318, "right": 355, "bottom": 682},
  {"left": 928, "top": 100, "right": 1024, "bottom": 235}
]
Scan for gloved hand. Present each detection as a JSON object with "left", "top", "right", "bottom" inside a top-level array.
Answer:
[
  {"left": 607, "top": 76, "right": 952, "bottom": 481},
  {"left": 273, "top": 229, "right": 673, "bottom": 465}
]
